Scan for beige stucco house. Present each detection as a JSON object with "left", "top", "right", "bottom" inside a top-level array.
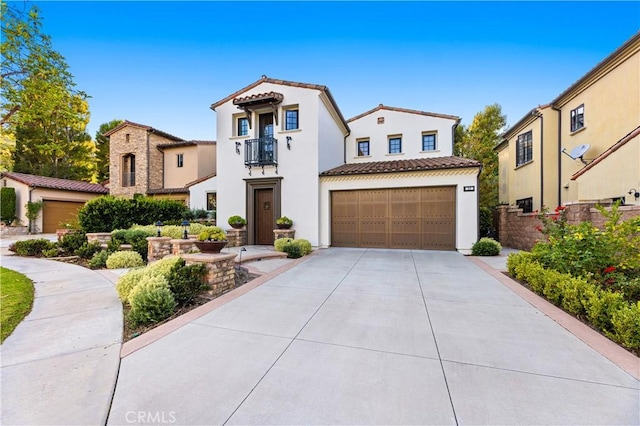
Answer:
[
  {"left": 496, "top": 31, "right": 640, "bottom": 212},
  {"left": 0, "top": 172, "right": 108, "bottom": 233},
  {"left": 105, "top": 120, "right": 216, "bottom": 204}
]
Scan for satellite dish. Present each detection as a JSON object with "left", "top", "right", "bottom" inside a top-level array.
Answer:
[{"left": 561, "top": 144, "right": 590, "bottom": 164}]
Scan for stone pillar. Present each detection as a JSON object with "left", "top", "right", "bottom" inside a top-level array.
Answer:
[
  {"left": 146, "top": 237, "right": 172, "bottom": 262},
  {"left": 226, "top": 228, "right": 247, "bottom": 247},
  {"left": 273, "top": 228, "right": 295, "bottom": 240},
  {"left": 496, "top": 205, "right": 509, "bottom": 245},
  {"left": 170, "top": 239, "right": 197, "bottom": 256},
  {"left": 86, "top": 232, "right": 112, "bottom": 245},
  {"left": 182, "top": 253, "right": 236, "bottom": 296}
]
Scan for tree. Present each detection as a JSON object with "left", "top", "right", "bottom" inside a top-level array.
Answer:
[
  {"left": 454, "top": 103, "right": 506, "bottom": 210},
  {"left": 95, "top": 119, "right": 123, "bottom": 183},
  {"left": 1, "top": 1, "right": 94, "bottom": 181}
]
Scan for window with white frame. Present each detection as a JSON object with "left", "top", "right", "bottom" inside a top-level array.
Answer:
[
  {"left": 516, "top": 131, "right": 533, "bottom": 166},
  {"left": 388, "top": 136, "right": 402, "bottom": 154},
  {"left": 422, "top": 133, "right": 437, "bottom": 151},
  {"left": 570, "top": 104, "right": 584, "bottom": 132}
]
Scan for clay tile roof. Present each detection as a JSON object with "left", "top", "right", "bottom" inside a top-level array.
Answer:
[
  {"left": 233, "top": 91, "right": 284, "bottom": 105},
  {"left": 103, "top": 120, "right": 184, "bottom": 141},
  {"left": 347, "top": 104, "right": 460, "bottom": 123},
  {"left": 1, "top": 172, "right": 108, "bottom": 194},
  {"left": 146, "top": 187, "right": 189, "bottom": 195},
  {"left": 571, "top": 125, "right": 640, "bottom": 181},
  {"left": 320, "top": 156, "right": 481, "bottom": 177},
  {"left": 186, "top": 172, "right": 217, "bottom": 188},
  {"left": 157, "top": 140, "right": 216, "bottom": 149}
]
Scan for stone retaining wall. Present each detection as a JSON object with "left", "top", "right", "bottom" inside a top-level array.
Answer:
[
  {"left": 182, "top": 253, "right": 236, "bottom": 297},
  {"left": 497, "top": 203, "right": 640, "bottom": 251},
  {"left": 226, "top": 228, "right": 247, "bottom": 247},
  {"left": 87, "top": 232, "right": 112, "bottom": 245}
]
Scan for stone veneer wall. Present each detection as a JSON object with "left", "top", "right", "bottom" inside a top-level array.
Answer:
[
  {"left": 87, "top": 232, "right": 112, "bottom": 245},
  {"left": 170, "top": 239, "right": 197, "bottom": 256},
  {"left": 182, "top": 253, "right": 236, "bottom": 297},
  {"left": 273, "top": 229, "right": 295, "bottom": 240},
  {"left": 147, "top": 237, "right": 172, "bottom": 262},
  {"left": 226, "top": 228, "right": 247, "bottom": 247},
  {"left": 497, "top": 203, "right": 640, "bottom": 251}
]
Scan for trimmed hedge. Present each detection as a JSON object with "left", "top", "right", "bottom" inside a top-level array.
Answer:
[
  {"left": 274, "top": 238, "right": 312, "bottom": 257},
  {"left": 78, "top": 195, "right": 188, "bottom": 232},
  {"left": 471, "top": 237, "right": 502, "bottom": 256},
  {"left": 0, "top": 187, "right": 16, "bottom": 224},
  {"left": 10, "top": 239, "right": 57, "bottom": 257},
  {"left": 106, "top": 251, "right": 145, "bottom": 269},
  {"left": 507, "top": 252, "right": 640, "bottom": 351}
]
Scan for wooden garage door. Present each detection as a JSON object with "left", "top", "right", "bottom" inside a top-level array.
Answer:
[
  {"left": 42, "top": 200, "right": 85, "bottom": 233},
  {"left": 331, "top": 187, "right": 456, "bottom": 250}
]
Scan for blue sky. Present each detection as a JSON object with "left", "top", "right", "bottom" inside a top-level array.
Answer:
[{"left": 29, "top": 1, "right": 640, "bottom": 140}]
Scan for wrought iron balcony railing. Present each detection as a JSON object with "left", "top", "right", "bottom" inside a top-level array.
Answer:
[{"left": 245, "top": 137, "right": 278, "bottom": 167}]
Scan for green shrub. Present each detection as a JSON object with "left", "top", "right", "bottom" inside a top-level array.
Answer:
[
  {"left": 584, "top": 288, "right": 626, "bottom": 332},
  {"left": 106, "top": 251, "right": 145, "bottom": 269},
  {"left": 76, "top": 241, "right": 103, "bottom": 259},
  {"left": 89, "top": 250, "right": 110, "bottom": 269},
  {"left": 165, "top": 259, "right": 207, "bottom": 305},
  {"left": 110, "top": 229, "right": 154, "bottom": 261},
  {"left": 293, "top": 239, "right": 312, "bottom": 255},
  {"left": 116, "top": 268, "right": 147, "bottom": 302},
  {"left": 12, "top": 239, "right": 57, "bottom": 257},
  {"left": 227, "top": 215, "right": 246, "bottom": 227},
  {"left": 197, "top": 226, "right": 226, "bottom": 241},
  {"left": 147, "top": 256, "right": 183, "bottom": 276},
  {"left": 479, "top": 206, "right": 495, "bottom": 238},
  {"left": 0, "top": 187, "right": 16, "bottom": 225},
  {"left": 42, "top": 247, "right": 59, "bottom": 258},
  {"left": 78, "top": 195, "right": 188, "bottom": 232},
  {"left": 283, "top": 243, "right": 302, "bottom": 259},
  {"left": 59, "top": 231, "right": 88, "bottom": 255},
  {"left": 128, "top": 284, "right": 176, "bottom": 326},
  {"left": 274, "top": 238, "right": 293, "bottom": 252},
  {"left": 127, "top": 274, "right": 169, "bottom": 304},
  {"left": 471, "top": 237, "right": 502, "bottom": 256},
  {"left": 610, "top": 302, "right": 640, "bottom": 351}
]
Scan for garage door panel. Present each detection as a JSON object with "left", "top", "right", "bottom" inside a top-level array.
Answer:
[
  {"left": 42, "top": 200, "right": 86, "bottom": 233},
  {"left": 331, "top": 186, "right": 456, "bottom": 251}
]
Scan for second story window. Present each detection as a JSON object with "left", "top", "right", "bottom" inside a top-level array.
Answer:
[
  {"left": 284, "top": 107, "right": 299, "bottom": 130},
  {"left": 388, "top": 136, "right": 402, "bottom": 154},
  {"left": 570, "top": 104, "right": 584, "bottom": 132},
  {"left": 516, "top": 131, "right": 533, "bottom": 166},
  {"left": 422, "top": 133, "right": 437, "bottom": 151},
  {"left": 357, "top": 140, "right": 370, "bottom": 156},
  {"left": 237, "top": 117, "right": 249, "bottom": 136},
  {"left": 177, "top": 153, "right": 184, "bottom": 168}
]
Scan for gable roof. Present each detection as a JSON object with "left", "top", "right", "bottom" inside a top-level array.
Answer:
[
  {"left": 209, "top": 75, "right": 349, "bottom": 131},
  {"left": 103, "top": 120, "right": 184, "bottom": 142},
  {"left": 571, "top": 125, "right": 640, "bottom": 180},
  {"left": 320, "top": 156, "right": 481, "bottom": 177},
  {"left": 157, "top": 140, "right": 216, "bottom": 149},
  {"left": 186, "top": 172, "right": 217, "bottom": 188},
  {"left": 1, "top": 172, "right": 108, "bottom": 194},
  {"left": 348, "top": 104, "right": 460, "bottom": 123}
]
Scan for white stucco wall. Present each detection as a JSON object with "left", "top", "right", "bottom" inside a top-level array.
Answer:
[
  {"left": 319, "top": 170, "right": 480, "bottom": 254},
  {"left": 189, "top": 176, "right": 217, "bottom": 211},
  {"left": 214, "top": 82, "right": 344, "bottom": 243},
  {"left": 346, "top": 109, "right": 457, "bottom": 162}
]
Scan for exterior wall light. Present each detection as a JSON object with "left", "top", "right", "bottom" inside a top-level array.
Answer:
[
  {"left": 629, "top": 188, "right": 640, "bottom": 199},
  {"left": 236, "top": 141, "right": 241, "bottom": 154},
  {"left": 286, "top": 136, "right": 292, "bottom": 150}
]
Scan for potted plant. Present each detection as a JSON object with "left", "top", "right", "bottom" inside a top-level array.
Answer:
[
  {"left": 228, "top": 215, "right": 247, "bottom": 229},
  {"left": 276, "top": 216, "right": 293, "bottom": 229},
  {"left": 194, "top": 226, "right": 228, "bottom": 253}
]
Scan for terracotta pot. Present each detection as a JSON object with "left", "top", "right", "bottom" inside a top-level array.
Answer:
[
  {"left": 276, "top": 223, "right": 292, "bottom": 229},
  {"left": 194, "top": 240, "right": 228, "bottom": 253}
]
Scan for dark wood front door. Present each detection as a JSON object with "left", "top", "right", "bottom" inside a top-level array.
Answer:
[{"left": 255, "top": 188, "right": 274, "bottom": 245}]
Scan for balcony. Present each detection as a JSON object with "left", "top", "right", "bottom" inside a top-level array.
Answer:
[{"left": 245, "top": 137, "right": 278, "bottom": 168}]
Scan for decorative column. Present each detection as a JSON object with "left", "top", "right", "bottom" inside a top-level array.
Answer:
[
  {"left": 170, "top": 239, "right": 197, "bottom": 256},
  {"left": 182, "top": 253, "right": 236, "bottom": 296},
  {"left": 226, "top": 228, "right": 247, "bottom": 247},
  {"left": 273, "top": 228, "right": 295, "bottom": 240},
  {"left": 146, "top": 237, "right": 172, "bottom": 262}
]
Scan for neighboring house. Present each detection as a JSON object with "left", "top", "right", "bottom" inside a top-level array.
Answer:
[
  {"left": 496, "top": 31, "right": 640, "bottom": 212},
  {"left": 187, "top": 173, "right": 217, "bottom": 214},
  {"left": 105, "top": 120, "right": 216, "bottom": 204},
  {"left": 211, "top": 76, "right": 481, "bottom": 252},
  {"left": 0, "top": 172, "right": 108, "bottom": 233}
]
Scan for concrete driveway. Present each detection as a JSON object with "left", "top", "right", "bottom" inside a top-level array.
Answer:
[{"left": 108, "top": 248, "right": 639, "bottom": 425}]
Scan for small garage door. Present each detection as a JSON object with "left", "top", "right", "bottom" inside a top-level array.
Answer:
[
  {"left": 331, "top": 186, "right": 456, "bottom": 250},
  {"left": 42, "top": 200, "right": 86, "bottom": 233}
]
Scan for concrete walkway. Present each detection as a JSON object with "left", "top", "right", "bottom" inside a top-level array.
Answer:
[
  {"left": 1, "top": 248, "right": 122, "bottom": 425},
  {"left": 108, "top": 248, "right": 640, "bottom": 425}
]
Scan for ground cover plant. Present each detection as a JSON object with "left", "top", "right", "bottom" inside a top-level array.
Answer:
[
  {"left": 0, "top": 267, "right": 34, "bottom": 342},
  {"left": 508, "top": 203, "right": 640, "bottom": 353}
]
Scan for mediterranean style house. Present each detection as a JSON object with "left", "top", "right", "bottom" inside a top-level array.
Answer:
[
  {"left": 496, "top": 31, "right": 640, "bottom": 212},
  {"left": 210, "top": 76, "right": 481, "bottom": 252},
  {"left": 105, "top": 120, "right": 216, "bottom": 204}
]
